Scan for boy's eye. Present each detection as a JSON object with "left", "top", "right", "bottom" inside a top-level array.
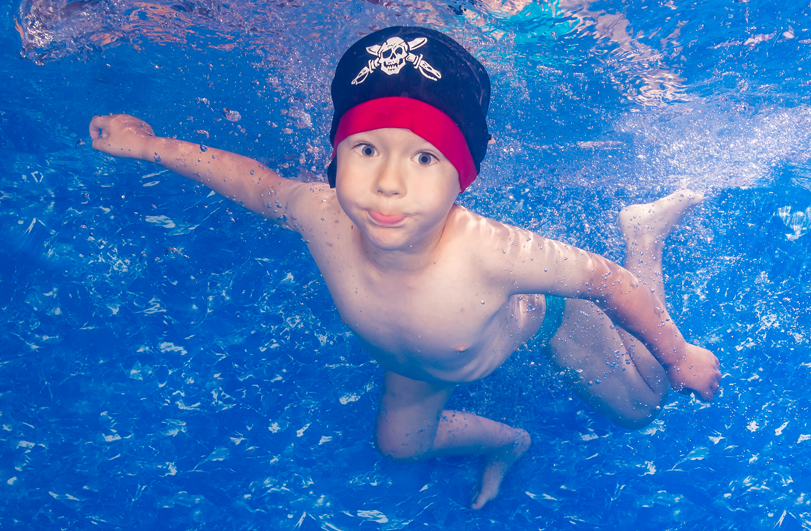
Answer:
[
  {"left": 355, "top": 144, "right": 376, "bottom": 157},
  {"left": 414, "top": 152, "right": 437, "bottom": 166}
]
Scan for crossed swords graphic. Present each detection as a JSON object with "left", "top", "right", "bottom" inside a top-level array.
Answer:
[{"left": 351, "top": 37, "right": 442, "bottom": 85}]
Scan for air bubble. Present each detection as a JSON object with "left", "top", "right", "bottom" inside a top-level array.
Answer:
[{"left": 223, "top": 108, "right": 241, "bottom": 122}]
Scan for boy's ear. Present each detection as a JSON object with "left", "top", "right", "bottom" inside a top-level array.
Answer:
[{"left": 328, "top": 158, "right": 337, "bottom": 188}]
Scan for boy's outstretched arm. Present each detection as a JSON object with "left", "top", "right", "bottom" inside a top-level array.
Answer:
[
  {"left": 89, "top": 114, "right": 321, "bottom": 231},
  {"left": 494, "top": 229, "right": 721, "bottom": 401}
]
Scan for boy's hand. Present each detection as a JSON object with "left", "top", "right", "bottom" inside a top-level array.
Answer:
[
  {"left": 666, "top": 345, "right": 721, "bottom": 401},
  {"left": 89, "top": 114, "right": 156, "bottom": 160}
]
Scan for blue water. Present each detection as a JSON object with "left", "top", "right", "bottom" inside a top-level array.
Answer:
[{"left": 3, "top": 0, "right": 811, "bottom": 529}]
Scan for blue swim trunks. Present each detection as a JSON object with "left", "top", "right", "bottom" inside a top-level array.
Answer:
[{"left": 535, "top": 295, "right": 566, "bottom": 346}]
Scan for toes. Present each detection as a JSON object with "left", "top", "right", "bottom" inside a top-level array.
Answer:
[{"left": 470, "top": 484, "right": 487, "bottom": 510}]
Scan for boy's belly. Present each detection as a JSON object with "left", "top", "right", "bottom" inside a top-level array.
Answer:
[{"left": 350, "top": 293, "right": 547, "bottom": 384}]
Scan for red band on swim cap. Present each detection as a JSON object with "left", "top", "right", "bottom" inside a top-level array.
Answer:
[{"left": 332, "top": 97, "right": 477, "bottom": 192}]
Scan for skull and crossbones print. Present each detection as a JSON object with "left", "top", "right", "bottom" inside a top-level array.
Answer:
[{"left": 351, "top": 36, "right": 442, "bottom": 85}]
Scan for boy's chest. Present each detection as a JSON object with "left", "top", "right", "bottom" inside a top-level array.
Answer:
[
  {"left": 295, "top": 200, "right": 549, "bottom": 381},
  {"left": 319, "top": 261, "right": 539, "bottom": 383},
  {"left": 345, "top": 277, "right": 478, "bottom": 345},
  {"left": 315, "top": 250, "right": 508, "bottom": 360},
  {"left": 300, "top": 207, "right": 531, "bottom": 380}
]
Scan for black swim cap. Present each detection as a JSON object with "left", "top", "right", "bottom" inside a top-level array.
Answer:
[{"left": 328, "top": 26, "right": 491, "bottom": 191}]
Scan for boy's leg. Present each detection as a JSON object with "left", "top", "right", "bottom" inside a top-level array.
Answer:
[
  {"left": 375, "top": 370, "right": 530, "bottom": 509},
  {"left": 544, "top": 190, "right": 703, "bottom": 429}
]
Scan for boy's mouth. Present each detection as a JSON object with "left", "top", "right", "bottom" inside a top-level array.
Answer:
[{"left": 368, "top": 210, "right": 406, "bottom": 225}]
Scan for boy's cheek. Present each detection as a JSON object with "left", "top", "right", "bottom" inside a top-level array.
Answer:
[{"left": 334, "top": 180, "right": 365, "bottom": 221}]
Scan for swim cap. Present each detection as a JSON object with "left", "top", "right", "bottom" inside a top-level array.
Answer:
[{"left": 328, "top": 26, "right": 491, "bottom": 192}]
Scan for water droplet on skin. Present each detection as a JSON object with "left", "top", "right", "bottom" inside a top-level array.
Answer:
[
  {"left": 481, "top": 300, "right": 485, "bottom": 305},
  {"left": 250, "top": 169, "right": 255, "bottom": 175},
  {"left": 200, "top": 145, "right": 208, "bottom": 152},
  {"left": 153, "top": 153, "right": 161, "bottom": 162}
]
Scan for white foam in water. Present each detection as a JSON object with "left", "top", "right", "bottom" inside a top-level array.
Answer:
[
  {"left": 778, "top": 206, "right": 811, "bottom": 240},
  {"left": 612, "top": 103, "right": 811, "bottom": 190},
  {"left": 145, "top": 215, "right": 176, "bottom": 229}
]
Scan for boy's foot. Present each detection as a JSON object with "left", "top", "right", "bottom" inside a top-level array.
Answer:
[
  {"left": 471, "top": 429, "right": 531, "bottom": 510},
  {"left": 619, "top": 189, "right": 704, "bottom": 251}
]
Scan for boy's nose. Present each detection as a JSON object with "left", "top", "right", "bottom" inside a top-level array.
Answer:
[{"left": 375, "top": 160, "right": 406, "bottom": 197}]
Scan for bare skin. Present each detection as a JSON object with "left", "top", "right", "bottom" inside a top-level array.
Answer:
[
  {"left": 545, "top": 190, "right": 708, "bottom": 430},
  {"left": 89, "top": 114, "right": 721, "bottom": 509}
]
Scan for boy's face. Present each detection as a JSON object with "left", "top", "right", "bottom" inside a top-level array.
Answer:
[{"left": 335, "top": 128, "right": 461, "bottom": 253}]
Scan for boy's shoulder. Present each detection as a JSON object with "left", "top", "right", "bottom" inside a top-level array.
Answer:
[
  {"left": 277, "top": 181, "right": 342, "bottom": 232},
  {"left": 448, "top": 204, "right": 535, "bottom": 243},
  {"left": 445, "top": 204, "right": 539, "bottom": 267}
]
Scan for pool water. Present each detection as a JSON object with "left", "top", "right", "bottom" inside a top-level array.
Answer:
[{"left": 2, "top": 0, "right": 811, "bottom": 529}]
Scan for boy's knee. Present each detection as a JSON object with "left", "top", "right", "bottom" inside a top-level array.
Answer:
[
  {"left": 375, "top": 443, "right": 424, "bottom": 463},
  {"left": 613, "top": 391, "right": 668, "bottom": 430},
  {"left": 615, "top": 408, "right": 659, "bottom": 430},
  {"left": 374, "top": 427, "right": 431, "bottom": 463}
]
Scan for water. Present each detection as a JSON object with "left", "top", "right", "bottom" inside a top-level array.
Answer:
[{"left": 2, "top": 0, "right": 811, "bottom": 529}]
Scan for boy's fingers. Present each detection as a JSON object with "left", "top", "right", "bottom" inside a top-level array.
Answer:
[
  {"left": 89, "top": 115, "right": 107, "bottom": 139},
  {"left": 682, "top": 389, "right": 712, "bottom": 402},
  {"left": 91, "top": 138, "right": 111, "bottom": 152},
  {"left": 702, "top": 380, "right": 721, "bottom": 401},
  {"left": 677, "top": 383, "right": 717, "bottom": 402}
]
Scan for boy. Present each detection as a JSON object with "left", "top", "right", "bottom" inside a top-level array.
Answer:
[{"left": 89, "top": 26, "right": 720, "bottom": 509}]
